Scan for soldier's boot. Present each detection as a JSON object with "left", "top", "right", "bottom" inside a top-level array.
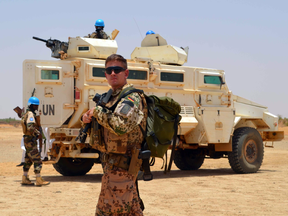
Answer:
[
  {"left": 36, "top": 177, "right": 50, "bottom": 186},
  {"left": 21, "top": 175, "right": 34, "bottom": 186}
]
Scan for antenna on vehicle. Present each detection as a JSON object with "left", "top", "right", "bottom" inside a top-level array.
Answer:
[
  {"left": 133, "top": 18, "right": 144, "bottom": 40},
  {"left": 133, "top": 18, "right": 152, "bottom": 61}
]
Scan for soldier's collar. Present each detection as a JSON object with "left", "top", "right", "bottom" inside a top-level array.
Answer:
[
  {"left": 27, "top": 108, "right": 36, "bottom": 115},
  {"left": 112, "top": 83, "right": 133, "bottom": 96}
]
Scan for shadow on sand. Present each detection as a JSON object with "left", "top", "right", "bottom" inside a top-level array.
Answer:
[{"left": 40, "top": 167, "right": 277, "bottom": 183}]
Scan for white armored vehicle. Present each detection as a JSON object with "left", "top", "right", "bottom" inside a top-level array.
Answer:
[{"left": 23, "top": 33, "right": 284, "bottom": 176}]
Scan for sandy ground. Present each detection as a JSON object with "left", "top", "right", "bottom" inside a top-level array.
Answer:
[{"left": 0, "top": 125, "right": 288, "bottom": 216}]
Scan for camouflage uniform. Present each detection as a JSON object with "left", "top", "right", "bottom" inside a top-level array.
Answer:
[
  {"left": 21, "top": 109, "right": 42, "bottom": 174},
  {"left": 92, "top": 83, "right": 147, "bottom": 216},
  {"left": 88, "top": 30, "right": 109, "bottom": 39}
]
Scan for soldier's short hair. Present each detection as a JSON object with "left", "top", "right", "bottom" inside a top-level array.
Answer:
[{"left": 105, "top": 54, "right": 127, "bottom": 69}]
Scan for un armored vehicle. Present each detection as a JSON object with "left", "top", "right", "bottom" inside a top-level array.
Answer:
[{"left": 22, "top": 33, "right": 284, "bottom": 176}]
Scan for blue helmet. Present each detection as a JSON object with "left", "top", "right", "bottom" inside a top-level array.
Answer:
[
  {"left": 27, "top": 97, "right": 40, "bottom": 106},
  {"left": 95, "top": 19, "right": 105, "bottom": 27},
  {"left": 146, "top": 30, "right": 155, "bottom": 35}
]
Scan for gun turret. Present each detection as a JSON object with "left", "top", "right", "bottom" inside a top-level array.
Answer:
[
  {"left": 33, "top": 36, "right": 68, "bottom": 59},
  {"left": 32, "top": 36, "right": 48, "bottom": 43}
]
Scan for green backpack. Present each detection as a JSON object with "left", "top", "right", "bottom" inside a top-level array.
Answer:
[
  {"left": 108, "top": 87, "right": 182, "bottom": 180},
  {"left": 144, "top": 95, "right": 182, "bottom": 158},
  {"left": 111, "top": 87, "right": 182, "bottom": 158}
]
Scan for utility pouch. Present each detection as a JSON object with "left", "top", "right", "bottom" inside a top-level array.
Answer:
[
  {"left": 128, "top": 147, "right": 142, "bottom": 181},
  {"left": 90, "top": 117, "right": 106, "bottom": 152},
  {"left": 102, "top": 153, "right": 130, "bottom": 170},
  {"left": 105, "top": 129, "right": 128, "bottom": 154}
]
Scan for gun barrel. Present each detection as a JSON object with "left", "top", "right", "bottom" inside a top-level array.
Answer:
[
  {"left": 82, "top": 122, "right": 91, "bottom": 133},
  {"left": 32, "top": 36, "right": 47, "bottom": 43}
]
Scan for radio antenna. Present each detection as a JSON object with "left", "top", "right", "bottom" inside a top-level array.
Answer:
[
  {"left": 133, "top": 18, "right": 151, "bottom": 61},
  {"left": 133, "top": 18, "right": 144, "bottom": 40}
]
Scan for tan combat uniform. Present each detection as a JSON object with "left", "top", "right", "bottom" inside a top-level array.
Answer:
[
  {"left": 92, "top": 83, "right": 147, "bottom": 216},
  {"left": 21, "top": 109, "right": 42, "bottom": 174}
]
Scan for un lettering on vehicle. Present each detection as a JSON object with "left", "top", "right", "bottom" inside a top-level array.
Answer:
[{"left": 42, "top": 104, "right": 55, "bottom": 115}]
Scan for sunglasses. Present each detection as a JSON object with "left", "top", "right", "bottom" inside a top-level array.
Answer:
[{"left": 105, "top": 66, "right": 126, "bottom": 75}]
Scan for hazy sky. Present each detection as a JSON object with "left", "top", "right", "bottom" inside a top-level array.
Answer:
[{"left": 0, "top": 0, "right": 287, "bottom": 119}]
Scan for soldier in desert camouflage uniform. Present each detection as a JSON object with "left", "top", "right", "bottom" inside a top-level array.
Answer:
[
  {"left": 21, "top": 97, "right": 50, "bottom": 186},
  {"left": 83, "top": 54, "right": 147, "bottom": 215}
]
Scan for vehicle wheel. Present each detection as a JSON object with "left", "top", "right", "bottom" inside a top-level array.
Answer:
[
  {"left": 228, "top": 127, "right": 264, "bottom": 174},
  {"left": 174, "top": 149, "right": 205, "bottom": 170},
  {"left": 53, "top": 158, "right": 94, "bottom": 176}
]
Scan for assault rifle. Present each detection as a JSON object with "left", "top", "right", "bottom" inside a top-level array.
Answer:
[
  {"left": 13, "top": 106, "right": 24, "bottom": 118},
  {"left": 75, "top": 90, "right": 113, "bottom": 143},
  {"left": 33, "top": 36, "right": 68, "bottom": 59}
]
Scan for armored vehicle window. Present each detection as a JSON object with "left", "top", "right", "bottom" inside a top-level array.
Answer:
[
  {"left": 92, "top": 67, "right": 105, "bottom": 77},
  {"left": 78, "top": 46, "right": 89, "bottom": 51},
  {"left": 204, "top": 75, "right": 221, "bottom": 85},
  {"left": 161, "top": 72, "right": 183, "bottom": 82},
  {"left": 128, "top": 70, "right": 147, "bottom": 80},
  {"left": 41, "top": 70, "right": 59, "bottom": 80}
]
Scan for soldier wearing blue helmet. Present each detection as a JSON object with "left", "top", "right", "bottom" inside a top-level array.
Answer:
[
  {"left": 146, "top": 30, "right": 155, "bottom": 35},
  {"left": 87, "top": 19, "right": 110, "bottom": 39},
  {"left": 21, "top": 97, "right": 50, "bottom": 186}
]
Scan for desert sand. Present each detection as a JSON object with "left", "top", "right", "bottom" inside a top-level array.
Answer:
[{"left": 0, "top": 125, "right": 288, "bottom": 216}]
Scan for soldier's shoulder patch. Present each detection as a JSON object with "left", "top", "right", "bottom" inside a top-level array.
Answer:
[
  {"left": 124, "top": 92, "right": 141, "bottom": 106},
  {"left": 27, "top": 112, "right": 35, "bottom": 123},
  {"left": 122, "top": 99, "right": 134, "bottom": 107},
  {"left": 120, "top": 100, "right": 134, "bottom": 115},
  {"left": 127, "top": 97, "right": 134, "bottom": 102}
]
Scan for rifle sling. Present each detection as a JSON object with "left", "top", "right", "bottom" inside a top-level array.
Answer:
[{"left": 167, "top": 114, "right": 180, "bottom": 172}]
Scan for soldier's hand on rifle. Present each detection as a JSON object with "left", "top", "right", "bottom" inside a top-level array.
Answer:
[{"left": 82, "top": 108, "right": 95, "bottom": 123}]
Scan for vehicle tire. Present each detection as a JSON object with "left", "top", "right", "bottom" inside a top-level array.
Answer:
[
  {"left": 228, "top": 127, "right": 264, "bottom": 174},
  {"left": 174, "top": 149, "right": 205, "bottom": 170},
  {"left": 53, "top": 158, "right": 94, "bottom": 176}
]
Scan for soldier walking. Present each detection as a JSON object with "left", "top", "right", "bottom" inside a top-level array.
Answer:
[
  {"left": 83, "top": 54, "right": 147, "bottom": 215},
  {"left": 21, "top": 97, "right": 50, "bottom": 186}
]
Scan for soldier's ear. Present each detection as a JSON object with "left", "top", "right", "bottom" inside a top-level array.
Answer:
[{"left": 124, "top": 69, "right": 129, "bottom": 79}]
